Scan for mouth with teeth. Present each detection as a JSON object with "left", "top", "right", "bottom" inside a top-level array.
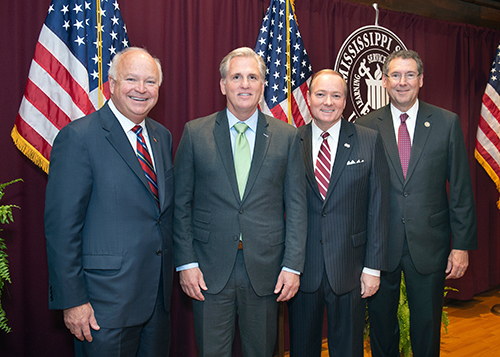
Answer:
[{"left": 130, "top": 96, "right": 148, "bottom": 101}]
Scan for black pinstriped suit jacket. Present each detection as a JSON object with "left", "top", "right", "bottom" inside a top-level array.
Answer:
[{"left": 298, "top": 119, "right": 390, "bottom": 295}]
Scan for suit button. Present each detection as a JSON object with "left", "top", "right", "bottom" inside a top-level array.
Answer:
[
  {"left": 321, "top": 212, "right": 326, "bottom": 217},
  {"left": 156, "top": 250, "right": 162, "bottom": 256},
  {"left": 158, "top": 219, "right": 162, "bottom": 225},
  {"left": 239, "top": 210, "right": 243, "bottom": 214},
  {"left": 401, "top": 218, "right": 405, "bottom": 224},
  {"left": 403, "top": 192, "right": 409, "bottom": 197}
]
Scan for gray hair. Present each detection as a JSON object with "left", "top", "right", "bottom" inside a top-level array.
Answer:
[
  {"left": 219, "top": 47, "right": 266, "bottom": 82},
  {"left": 108, "top": 47, "right": 163, "bottom": 86},
  {"left": 383, "top": 49, "right": 423, "bottom": 76}
]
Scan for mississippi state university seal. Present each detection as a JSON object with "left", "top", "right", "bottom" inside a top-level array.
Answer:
[{"left": 334, "top": 25, "right": 406, "bottom": 121}]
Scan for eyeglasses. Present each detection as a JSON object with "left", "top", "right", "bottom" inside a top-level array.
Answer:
[{"left": 385, "top": 72, "right": 421, "bottom": 82}]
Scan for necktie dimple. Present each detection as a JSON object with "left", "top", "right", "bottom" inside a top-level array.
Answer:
[
  {"left": 132, "top": 125, "right": 159, "bottom": 206},
  {"left": 315, "top": 131, "right": 331, "bottom": 200},
  {"left": 234, "top": 123, "right": 251, "bottom": 199},
  {"left": 398, "top": 113, "right": 411, "bottom": 178}
]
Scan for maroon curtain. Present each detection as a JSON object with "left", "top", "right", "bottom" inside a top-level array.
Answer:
[{"left": 1, "top": 0, "right": 499, "bottom": 356}]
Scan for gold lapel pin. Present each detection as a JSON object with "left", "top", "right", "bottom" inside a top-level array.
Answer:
[
  {"left": 424, "top": 121, "right": 430, "bottom": 127},
  {"left": 153, "top": 138, "right": 158, "bottom": 143}
]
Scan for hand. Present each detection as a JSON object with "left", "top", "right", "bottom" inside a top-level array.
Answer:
[
  {"left": 446, "top": 249, "right": 469, "bottom": 279},
  {"left": 63, "top": 302, "right": 100, "bottom": 342},
  {"left": 179, "top": 267, "right": 208, "bottom": 301},
  {"left": 360, "top": 272, "right": 380, "bottom": 298},
  {"left": 274, "top": 271, "right": 300, "bottom": 302}
]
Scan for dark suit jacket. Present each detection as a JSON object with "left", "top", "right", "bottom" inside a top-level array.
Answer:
[
  {"left": 45, "top": 102, "right": 174, "bottom": 328},
  {"left": 298, "top": 120, "right": 389, "bottom": 295},
  {"left": 356, "top": 102, "right": 477, "bottom": 274},
  {"left": 173, "top": 109, "right": 307, "bottom": 296}
]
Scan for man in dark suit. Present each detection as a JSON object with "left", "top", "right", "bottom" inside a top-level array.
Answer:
[
  {"left": 356, "top": 50, "right": 477, "bottom": 357},
  {"left": 45, "top": 47, "right": 174, "bottom": 356},
  {"left": 287, "top": 69, "right": 390, "bottom": 357},
  {"left": 173, "top": 47, "right": 307, "bottom": 356}
]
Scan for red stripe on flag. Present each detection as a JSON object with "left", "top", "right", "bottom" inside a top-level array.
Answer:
[
  {"left": 479, "top": 113, "right": 500, "bottom": 150},
  {"left": 14, "top": 114, "right": 53, "bottom": 161},
  {"left": 483, "top": 93, "right": 500, "bottom": 126},
  {"left": 290, "top": 95, "right": 305, "bottom": 127},
  {"left": 34, "top": 42, "right": 94, "bottom": 116},
  {"left": 24, "top": 79, "right": 72, "bottom": 130},
  {"left": 476, "top": 140, "right": 500, "bottom": 174},
  {"left": 271, "top": 104, "right": 289, "bottom": 123}
]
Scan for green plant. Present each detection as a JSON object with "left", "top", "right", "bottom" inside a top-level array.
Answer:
[
  {"left": 0, "top": 178, "right": 22, "bottom": 333},
  {"left": 365, "top": 272, "right": 456, "bottom": 356}
]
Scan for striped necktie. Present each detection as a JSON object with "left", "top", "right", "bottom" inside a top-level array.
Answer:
[
  {"left": 132, "top": 125, "right": 159, "bottom": 207},
  {"left": 398, "top": 113, "right": 411, "bottom": 178},
  {"left": 315, "top": 131, "right": 331, "bottom": 200}
]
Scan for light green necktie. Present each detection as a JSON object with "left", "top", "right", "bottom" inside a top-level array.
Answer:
[{"left": 234, "top": 123, "right": 251, "bottom": 199}]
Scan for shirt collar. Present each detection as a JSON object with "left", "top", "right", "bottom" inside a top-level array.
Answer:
[
  {"left": 108, "top": 99, "right": 146, "bottom": 133},
  {"left": 390, "top": 99, "right": 419, "bottom": 123},
  {"left": 311, "top": 118, "right": 342, "bottom": 141},
  {"left": 227, "top": 108, "right": 258, "bottom": 133}
]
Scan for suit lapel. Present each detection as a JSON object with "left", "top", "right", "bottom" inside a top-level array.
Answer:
[
  {"left": 405, "top": 102, "right": 432, "bottom": 183},
  {"left": 243, "top": 111, "right": 271, "bottom": 201},
  {"left": 101, "top": 103, "right": 160, "bottom": 207},
  {"left": 299, "top": 124, "right": 320, "bottom": 199},
  {"left": 375, "top": 106, "right": 405, "bottom": 185},
  {"left": 213, "top": 110, "right": 241, "bottom": 202},
  {"left": 325, "top": 119, "right": 353, "bottom": 202}
]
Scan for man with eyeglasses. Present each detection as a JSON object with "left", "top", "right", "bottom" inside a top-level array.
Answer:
[{"left": 357, "top": 50, "right": 477, "bottom": 357}]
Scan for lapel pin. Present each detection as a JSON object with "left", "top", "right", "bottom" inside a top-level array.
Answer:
[
  {"left": 263, "top": 133, "right": 269, "bottom": 137},
  {"left": 344, "top": 143, "right": 350, "bottom": 148},
  {"left": 153, "top": 138, "right": 158, "bottom": 143},
  {"left": 424, "top": 121, "right": 430, "bottom": 127}
]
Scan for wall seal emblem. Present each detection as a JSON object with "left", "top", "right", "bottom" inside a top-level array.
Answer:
[{"left": 334, "top": 25, "right": 406, "bottom": 121}]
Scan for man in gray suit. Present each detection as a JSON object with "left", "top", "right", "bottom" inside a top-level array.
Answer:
[
  {"left": 287, "top": 69, "right": 390, "bottom": 357},
  {"left": 173, "top": 47, "right": 307, "bottom": 357},
  {"left": 45, "top": 47, "right": 174, "bottom": 356},
  {"left": 356, "top": 50, "right": 477, "bottom": 357}
]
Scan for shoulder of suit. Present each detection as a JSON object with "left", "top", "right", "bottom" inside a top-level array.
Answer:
[
  {"left": 419, "top": 101, "right": 458, "bottom": 120},
  {"left": 352, "top": 121, "right": 379, "bottom": 138}
]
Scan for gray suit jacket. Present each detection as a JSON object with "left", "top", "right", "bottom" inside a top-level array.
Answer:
[
  {"left": 356, "top": 101, "right": 477, "bottom": 274},
  {"left": 298, "top": 120, "right": 389, "bottom": 295},
  {"left": 173, "top": 109, "right": 307, "bottom": 296},
  {"left": 45, "top": 102, "right": 174, "bottom": 328}
]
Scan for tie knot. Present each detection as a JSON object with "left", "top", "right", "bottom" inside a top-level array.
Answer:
[
  {"left": 321, "top": 131, "right": 330, "bottom": 140},
  {"left": 400, "top": 113, "right": 409, "bottom": 124},
  {"left": 234, "top": 123, "right": 249, "bottom": 134},
  {"left": 132, "top": 125, "right": 143, "bottom": 135}
]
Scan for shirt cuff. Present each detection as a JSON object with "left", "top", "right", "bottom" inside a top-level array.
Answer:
[
  {"left": 362, "top": 267, "right": 380, "bottom": 277},
  {"left": 282, "top": 267, "right": 301, "bottom": 275},
  {"left": 176, "top": 262, "right": 199, "bottom": 272}
]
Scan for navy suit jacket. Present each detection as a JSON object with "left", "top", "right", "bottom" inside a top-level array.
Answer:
[
  {"left": 173, "top": 109, "right": 307, "bottom": 296},
  {"left": 298, "top": 120, "right": 389, "bottom": 295},
  {"left": 45, "top": 102, "right": 174, "bottom": 328},
  {"left": 356, "top": 102, "right": 477, "bottom": 274}
]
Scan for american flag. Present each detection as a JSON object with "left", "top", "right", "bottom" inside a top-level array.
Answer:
[
  {"left": 254, "top": 0, "right": 312, "bottom": 127},
  {"left": 12, "top": 0, "right": 129, "bottom": 173},
  {"left": 476, "top": 42, "right": 500, "bottom": 209}
]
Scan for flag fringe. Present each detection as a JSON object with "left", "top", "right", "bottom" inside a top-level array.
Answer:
[
  {"left": 475, "top": 148, "right": 500, "bottom": 209},
  {"left": 11, "top": 125, "right": 49, "bottom": 174}
]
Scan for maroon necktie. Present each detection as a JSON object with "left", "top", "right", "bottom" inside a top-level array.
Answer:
[
  {"left": 398, "top": 113, "right": 411, "bottom": 178},
  {"left": 315, "top": 131, "right": 331, "bottom": 200},
  {"left": 132, "top": 125, "right": 160, "bottom": 206}
]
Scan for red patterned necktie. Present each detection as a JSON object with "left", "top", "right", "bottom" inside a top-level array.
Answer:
[
  {"left": 132, "top": 125, "right": 159, "bottom": 207},
  {"left": 398, "top": 113, "right": 411, "bottom": 178},
  {"left": 315, "top": 131, "right": 331, "bottom": 200}
]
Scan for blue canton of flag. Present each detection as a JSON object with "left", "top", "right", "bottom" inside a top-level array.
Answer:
[
  {"left": 13, "top": 0, "right": 129, "bottom": 173},
  {"left": 254, "top": 0, "right": 312, "bottom": 127}
]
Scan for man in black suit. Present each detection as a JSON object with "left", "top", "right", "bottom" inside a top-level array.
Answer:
[
  {"left": 356, "top": 50, "right": 477, "bottom": 357},
  {"left": 45, "top": 47, "right": 174, "bottom": 356},
  {"left": 173, "top": 47, "right": 307, "bottom": 356},
  {"left": 287, "top": 69, "right": 390, "bottom": 357}
]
